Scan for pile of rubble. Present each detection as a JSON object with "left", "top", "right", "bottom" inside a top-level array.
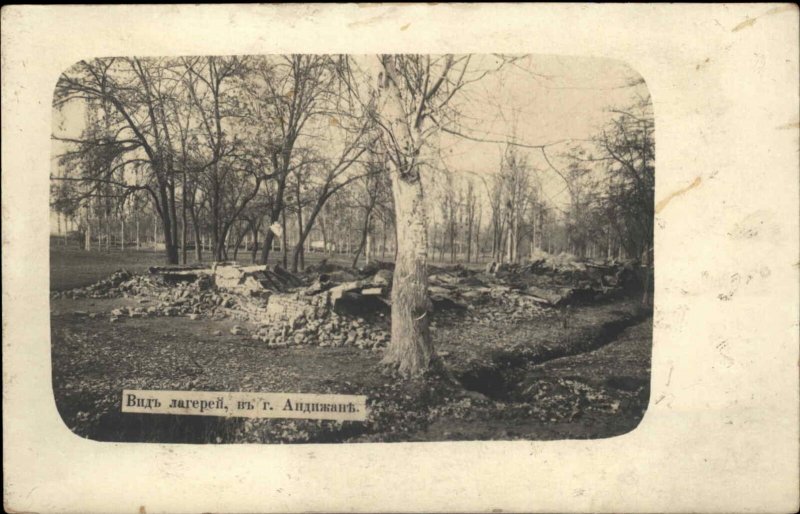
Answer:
[
  {"left": 425, "top": 270, "right": 548, "bottom": 324},
  {"left": 53, "top": 262, "right": 393, "bottom": 350},
  {"left": 61, "top": 270, "right": 266, "bottom": 323},
  {"left": 243, "top": 266, "right": 394, "bottom": 349},
  {"left": 53, "top": 253, "right": 643, "bottom": 348},
  {"left": 52, "top": 269, "right": 141, "bottom": 299},
  {"left": 463, "top": 286, "right": 555, "bottom": 325},
  {"left": 211, "top": 262, "right": 304, "bottom": 295},
  {"left": 483, "top": 254, "right": 643, "bottom": 304},
  {"left": 248, "top": 311, "right": 390, "bottom": 351}
]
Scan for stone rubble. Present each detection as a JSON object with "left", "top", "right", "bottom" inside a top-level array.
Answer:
[{"left": 52, "top": 256, "right": 639, "bottom": 349}]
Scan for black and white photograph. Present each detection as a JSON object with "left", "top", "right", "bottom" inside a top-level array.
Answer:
[
  {"left": 5, "top": 4, "right": 798, "bottom": 513},
  {"left": 49, "top": 53, "right": 654, "bottom": 443}
]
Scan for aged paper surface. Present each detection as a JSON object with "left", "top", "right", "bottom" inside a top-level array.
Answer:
[{"left": 3, "top": 4, "right": 799, "bottom": 512}]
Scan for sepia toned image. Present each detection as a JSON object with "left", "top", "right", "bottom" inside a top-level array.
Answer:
[
  {"left": 48, "top": 53, "right": 655, "bottom": 444},
  {"left": 5, "top": 4, "right": 800, "bottom": 513}
]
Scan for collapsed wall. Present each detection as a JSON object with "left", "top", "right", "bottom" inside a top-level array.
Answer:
[
  {"left": 265, "top": 292, "right": 327, "bottom": 322},
  {"left": 209, "top": 262, "right": 392, "bottom": 350}
]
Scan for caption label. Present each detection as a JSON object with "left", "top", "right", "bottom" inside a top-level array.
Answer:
[{"left": 121, "top": 389, "right": 368, "bottom": 421}]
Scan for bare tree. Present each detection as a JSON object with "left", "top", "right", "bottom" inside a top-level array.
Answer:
[
  {"left": 351, "top": 158, "right": 392, "bottom": 267},
  {"left": 244, "top": 55, "right": 344, "bottom": 265},
  {"left": 54, "top": 58, "right": 187, "bottom": 263},
  {"left": 289, "top": 127, "right": 373, "bottom": 272},
  {"left": 369, "top": 54, "right": 511, "bottom": 375},
  {"left": 463, "top": 179, "right": 478, "bottom": 263}
]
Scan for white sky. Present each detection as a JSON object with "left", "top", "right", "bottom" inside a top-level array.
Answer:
[{"left": 422, "top": 54, "right": 648, "bottom": 209}]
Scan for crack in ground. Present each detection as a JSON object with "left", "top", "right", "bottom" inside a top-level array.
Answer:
[{"left": 455, "top": 309, "right": 652, "bottom": 401}]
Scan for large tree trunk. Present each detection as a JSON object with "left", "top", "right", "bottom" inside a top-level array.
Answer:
[
  {"left": 319, "top": 212, "right": 329, "bottom": 256},
  {"left": 292, "top": 192, "right": 333, "bottom": 272},
  {"left": 381, "top": 170, "right": 432, "bottom": 376},
  {"left": 291, "top": 202, "right": 305, "bottom": 273},
  {"left": 250, "top": 219, "right": 260, "bottom": 264},
  {"left": 105, "top": 209, "right": 111, "bottom": 252},
  {"left": 261, "top": 218, "right": 276, "bottom": 265},
  {"left": 378, "top": 55, "right": 433, "bottom": 376},
  {"left": 260, "top": 168, "right": 288, "bottom": 265},
  {"left": 475, "top": 207, "right": 482, "bottom": 262},
  {"left": 170, "top": 187, "right": 179, "bottom": 253},
  {"left": 152, "top": 196, "right": 179, "bottom": 264},
  {"left": 84, "top": 205, "right": 92, "bottom": 251},
  {"left": 214, "top": 224, "right": 228, "bottom": 261},
  {"left": 352, "top": 210, "right": 371, "bottom": 268},
  {"left": 190, "top": 201, "right": 202, "bottom": 262},
  {"left": 466, "top": 217, "right": 473, "bottom": 263},
  {"left": 181, "top": 171, "right": 188, "bottom": 264},
  {"left": 62, "top": 214, "right": 68, "bottom": 246},
  {"left": 381, "top": 216, "right": 387, "bottom": 259},
  {"left": 281, "top": 209, "right": 288, "bottom": 268},
  {"left": 449, "top": 227, "right": 456, "bottom": 263},
  {"left": 366, "top": 229, "right": 371, "bottom": 266},
  {"left": 438, "top": 227, "right": 445, "bottom": 263},
  {"left": 160, "top": 213, "right": 179, "bottom": 264},
  {"left": 135, "top": 205, "right": 140, "bottom": 249},
  {"left": 233, "top": 223, "right": 247, "bottom": 261},
  {"left": 506, "top": 216, "right": 515, "bottom": 263}
]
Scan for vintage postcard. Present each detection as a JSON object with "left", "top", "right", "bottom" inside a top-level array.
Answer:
[{"left": 3, "top": 4, "right": 799, "bottom": 513}]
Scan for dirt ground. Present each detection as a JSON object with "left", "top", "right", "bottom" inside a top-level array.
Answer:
[{"left": 51, "top": 290, "right": 652, "bottom": 443}]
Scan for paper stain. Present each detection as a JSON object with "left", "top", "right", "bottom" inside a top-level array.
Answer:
[
  {"left": 139, "top": 506, "right": 147, "bottom": 514},
  {"left": 776, "top": 121, "right": 800, "bottom": 130},
  {"left": 347, "top": 7, "right": 397, "bottom": 28},
  {"left": 400, "top": 22, "right": 410, "bottom": 31},
  {"left": 728, "top": 210, "right": 780, "bottom": 242},
  {"left": 732, "top": 5, "right": 796, "bottom": 32},
  {"left": 655, "top": 177, "right": 701, "bottom": 213},
  {"left": 716, "top": 340, "right": 735, "bottom": 368},
  {"left": 717, "top": 272, "right": 749, "bottom": 301},
  {"left": 695, "top": 57, "right": 711, "bottom": 71},
  {"left": 732, "top": 17, "right": 758, "bottom": 32}
]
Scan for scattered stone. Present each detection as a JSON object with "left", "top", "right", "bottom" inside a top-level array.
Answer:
[
  {"left": 371, "top": 269, "right": 393, "bottom": 286},
  {"left": 55, "top": 253, "right": 631, "bottom": 354}
]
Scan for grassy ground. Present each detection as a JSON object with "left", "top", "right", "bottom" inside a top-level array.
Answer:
[
  {"left": 50, "top": 243, "right": 489, "bottom": 291},
  {"left": 50, "top": 243, "right": 374, "bottom": 291},
  {"left": 51, "top": 246, "right": 187, "bottom": 291}
]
